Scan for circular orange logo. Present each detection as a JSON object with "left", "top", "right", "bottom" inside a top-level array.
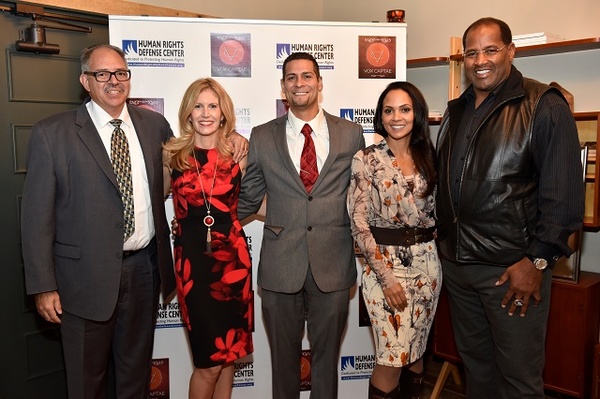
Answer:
[
  {"left": 219, "top": 40, "right": 244, "bottom": 65},
  {"left": 300, "top": 357, "right": 311, "bottom": 379},
  {"left": 366, "top": 43, "right": 390, "bottom": 67},
  {"left": 150, "top": 366, "right": 162, "bottom": 390}
]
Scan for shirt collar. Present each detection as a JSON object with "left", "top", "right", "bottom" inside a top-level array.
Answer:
[
  {"left": 465, "top": 78, "right": 508, "bottom": 106},
  {"left": 287, "top": 107, "right": 326, "bottom": 138},
  {"left": 87, "top": 99, "right": 132, "bottom": 129}
]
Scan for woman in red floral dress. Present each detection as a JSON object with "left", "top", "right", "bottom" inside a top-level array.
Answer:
[{"left": 163, "top": 78, "right": 253, "bottom": 399}]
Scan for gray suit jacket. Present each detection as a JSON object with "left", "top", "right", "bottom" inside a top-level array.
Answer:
[
  {"left": 21, "top": 99, "right": 175, "bottom": 321},
  {"left": 238, "top": 112, "right": 365, "bottom": 293}
]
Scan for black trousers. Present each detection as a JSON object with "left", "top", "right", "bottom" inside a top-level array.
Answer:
[
  {"left": 442, "top": 258, "right": 552, "bottom": 399},
  {"left": 61, "top": 241, "right": 160, "bottom": 399}
]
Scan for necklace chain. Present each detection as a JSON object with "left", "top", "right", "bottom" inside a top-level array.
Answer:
[
  {"left": 193, "top": 149, "right": 219, "bottom": 253},
  {"left": 194, "top": 150, "right": 218, "bottom": 213}
]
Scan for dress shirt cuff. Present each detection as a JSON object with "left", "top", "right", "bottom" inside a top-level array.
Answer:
[{"left": 526, "top": 240, "right": 563, "bottom": 267}]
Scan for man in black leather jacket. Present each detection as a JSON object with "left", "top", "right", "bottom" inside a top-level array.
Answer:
[{"left": 436, "top": 17, "right": 584, "bottom": 399}]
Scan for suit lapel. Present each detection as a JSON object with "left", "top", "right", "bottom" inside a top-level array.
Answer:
[
  {"left": 274, "top": 112, "right": 343, "bottom": 194},
  {"left": 129, "top": 105, "right": 155, "bottom": 194},
  {"left": 272, "top": 115, "right": 307, "bottom": 192},
  {"left": 312, "top": 112, "right": 340, "bottom": 192},
  {"left": 75, "top": 103, "right": 119, "bottom": 191}
]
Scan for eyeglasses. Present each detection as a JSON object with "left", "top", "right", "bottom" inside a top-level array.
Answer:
[
  {"left": 463, "top": 44, "right": 509, "bottom": 59},
  {"left": 83, "top": 69, "right": 131, "bottom": 82}
]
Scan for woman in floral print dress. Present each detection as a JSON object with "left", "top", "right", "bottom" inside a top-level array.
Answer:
[
  {"left": 348, "top": 81, "right": 441, "bottom": 399},
  {"left": 164, "top": 78, "right": 253, "bottom": 399}
]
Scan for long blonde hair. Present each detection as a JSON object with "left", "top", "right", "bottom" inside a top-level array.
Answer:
[{"left": 164, "top": 78, "right": 236, "bottom": 171}]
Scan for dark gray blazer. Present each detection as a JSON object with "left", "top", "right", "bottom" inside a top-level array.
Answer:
[
  {"left": 238, "top": 111, "right": 365, "bottom": 293},
  {"left": 21, "top": 99, "right": 175, "bottom": 321}
]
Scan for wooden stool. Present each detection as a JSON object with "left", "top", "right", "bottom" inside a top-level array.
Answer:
[{"left": 430, "top": 361, "right": 462, "bottom": 399}]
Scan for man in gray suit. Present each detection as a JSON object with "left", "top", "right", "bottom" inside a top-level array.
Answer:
[
  {"left": 238, "top": 52, "right": 365, "bottom": 399},
  {"left": 21, "top": 44, "right": 175, "bottom": 399}
]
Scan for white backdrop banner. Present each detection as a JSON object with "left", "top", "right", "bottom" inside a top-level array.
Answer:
[{"left": 109, "top": 15, "right": 406, "bottom": 399}]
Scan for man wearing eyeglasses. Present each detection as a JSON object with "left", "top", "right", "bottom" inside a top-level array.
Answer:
[
  {"left": 21, "top": 44, "right": 174, "bottom": 398},
  {"left": 436, "top": 17, "right": 584, "bottom": 398}
]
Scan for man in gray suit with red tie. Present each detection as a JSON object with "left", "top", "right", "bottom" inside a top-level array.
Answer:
[
  {"left": 21, "top": 44, "right": 175, "bottom": 399},
  {"left": 238, "top": 52, "right": 365, "bottom": 399}
]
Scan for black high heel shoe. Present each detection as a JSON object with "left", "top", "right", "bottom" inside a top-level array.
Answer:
[{"left": 398, "top": 369, "right": 424, "bottom": 399}]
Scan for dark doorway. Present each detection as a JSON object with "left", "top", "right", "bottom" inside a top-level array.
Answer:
[{"left": 0, "top": 4, "right": 108, "bottom": 397}]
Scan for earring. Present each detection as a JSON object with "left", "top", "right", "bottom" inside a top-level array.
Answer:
[{"left": 220, "top": 119, "right": 224, "bottom": 127}]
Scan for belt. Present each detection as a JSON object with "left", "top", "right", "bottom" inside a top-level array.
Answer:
[
  {"left": 122, "top": 237, "right": 156, "bottom": 259},
  {"left": 369, "top": 226, "right": 435, "bottom": 246},
  {"left": 123, "top": 247, "right": 145, "bottom": 259}
]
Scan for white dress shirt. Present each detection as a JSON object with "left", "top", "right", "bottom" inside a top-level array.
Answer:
[
  {"left": 86, "top": 100, "right": 154, "bottom": 251},
  {"left": 286, "top": 108, "right": 330, "bottom": 174}
]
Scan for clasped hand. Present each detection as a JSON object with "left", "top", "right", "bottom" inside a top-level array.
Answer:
[{"left": 383, "top": 282, "right": 408, "bottom": 312}]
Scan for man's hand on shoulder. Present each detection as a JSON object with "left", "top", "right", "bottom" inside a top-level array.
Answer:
[
  {"left": 35, "top": 290, "right": 63, "bottom": 324},
  {"left": 229, "top": 132, "right": 249, "bottom": 163}
]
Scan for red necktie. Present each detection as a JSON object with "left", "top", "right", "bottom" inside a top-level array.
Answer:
[{"left": 300, "top": 123, "right": 318, "bottom": 192}]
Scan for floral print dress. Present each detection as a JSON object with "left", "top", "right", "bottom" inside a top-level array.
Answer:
[
  {"left": 171, "top": 148, "right": 253, "bottom": 368},
  {"left": 348, "top": 140, "right": 441, "bottom": 367}
]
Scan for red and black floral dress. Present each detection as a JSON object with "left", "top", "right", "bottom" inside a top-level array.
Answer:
[{"left": 171, "top": 147, "right": 253, "bottom": 368}]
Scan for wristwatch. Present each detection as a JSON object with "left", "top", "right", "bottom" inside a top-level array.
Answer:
[{"left": 532, "top": 257, "right": 549, "bottom": 270}]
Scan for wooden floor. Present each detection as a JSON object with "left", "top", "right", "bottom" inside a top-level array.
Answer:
[{"left": 421, "top": 354, "right": 576, "bottom": 399}]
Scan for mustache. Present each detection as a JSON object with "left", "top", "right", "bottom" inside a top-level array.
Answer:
[{"left": 104, "top": 83, "right": 124, "bottom": 91}]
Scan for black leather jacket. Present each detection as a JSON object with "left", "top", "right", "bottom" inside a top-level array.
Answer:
[{"left": 436, "top": 68, "right": 557, "bottom": 266}]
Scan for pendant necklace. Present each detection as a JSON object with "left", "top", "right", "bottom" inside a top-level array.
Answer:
[{"left": 193, "top": 149, "right": 219, "bottom": 253}]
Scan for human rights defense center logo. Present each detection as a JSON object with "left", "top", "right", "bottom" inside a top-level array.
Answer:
[
  {"left": 121, "top": 39, "right": 185, "bottom": 68},
  {"left": 211, "top": 33, "right": 251, "bottom": 78},
  {"left": 340, "top": 355, "right": 374, "bottom": 380},
  {"left": 358, "top": 36, "right": 396, "bottom": 79},
  {"left": 276, "top": 43, "right": 335, "bottom": 70},
  {"left": 340, "top": 108, "right": 354, "bottom": 122},
  {"left": 276, "top": 44, "right": 291, "bottom": 68},
  {"left": 123, "top": 40, "right": 138, "bottom": 55},
  {"left": 233, "top": 360, "right": 255, "bottom": 387},
  {"left": 340, "top": 108, "right": 375, "bottom": 133}
]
